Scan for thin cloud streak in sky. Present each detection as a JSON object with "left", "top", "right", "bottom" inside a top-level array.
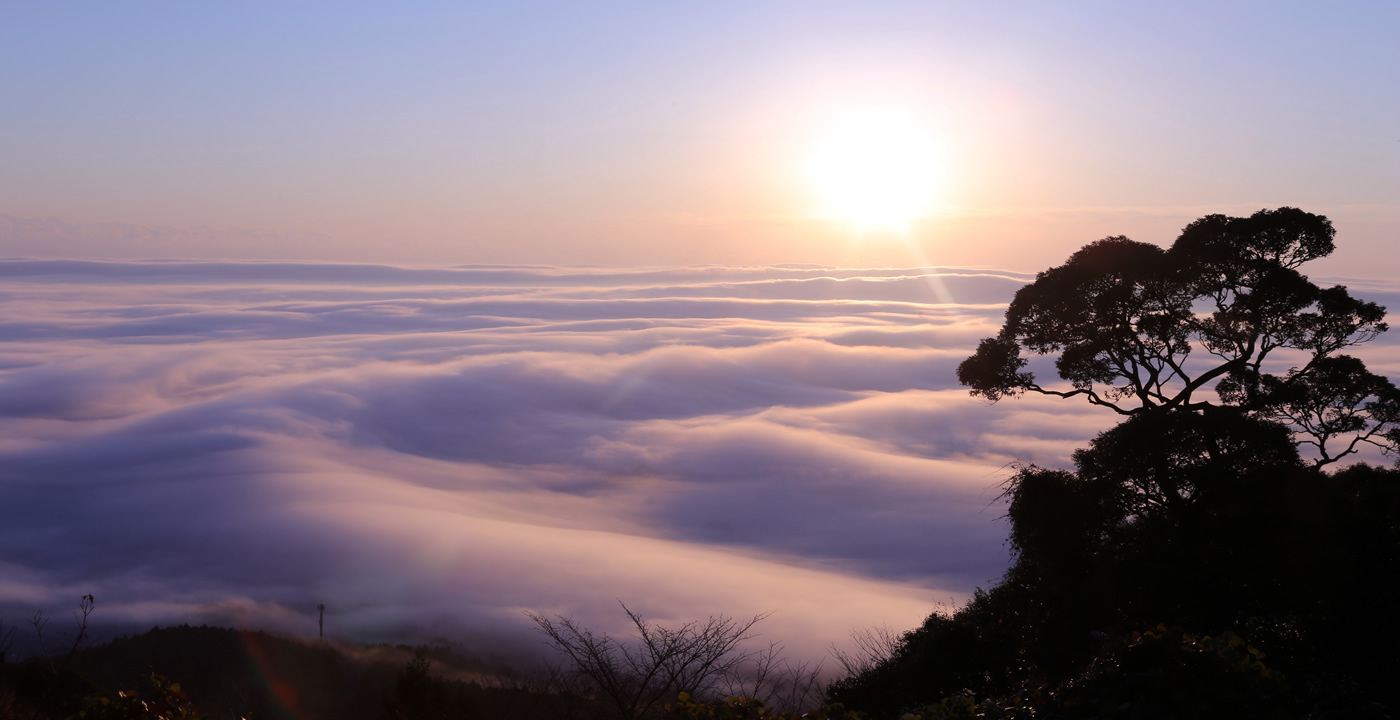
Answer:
[{"left": 1, "top": 261, "right": 1393, "bottom": 660}]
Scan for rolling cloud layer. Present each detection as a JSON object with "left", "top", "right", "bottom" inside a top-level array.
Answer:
[{"left": 2, "top": 261, "right": 1394, "bottom": 661}]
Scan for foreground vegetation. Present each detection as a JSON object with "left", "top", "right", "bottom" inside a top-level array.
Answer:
[
  {"left": 831, "top": 208, "right": 1400, "bottom": 718},
  {"left": 5, "top": 208, "right": 1397, "bottom": 718},
  {"left": 0, "top": 624, "right": 558, "bottom": 719}
]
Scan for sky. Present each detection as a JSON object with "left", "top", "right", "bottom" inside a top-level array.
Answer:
[
  {"left": 2, "top": 1, "right": 1397, "bottom": 274},
  {"left": 1, "top": 1, "right": 1398, "bottom": 665}
]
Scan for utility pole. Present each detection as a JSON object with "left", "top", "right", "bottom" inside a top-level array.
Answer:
[{"left": 318, "top": 604, "right": 325, "bottom": 641}]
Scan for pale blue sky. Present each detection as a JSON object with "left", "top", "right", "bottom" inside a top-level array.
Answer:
[{"left": 2, "top": 2, "right": 1396, "bottom": 273}]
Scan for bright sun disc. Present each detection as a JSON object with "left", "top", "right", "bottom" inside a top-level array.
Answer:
[{"left": 805, "top": 109, "right": 944, "bottom": 231}]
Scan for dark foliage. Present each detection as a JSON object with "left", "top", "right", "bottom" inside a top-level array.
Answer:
[
  {"left": 908, "top": 626, "right": 1307, "bottom": 720},
  {"left": 383, "top": 654, "right": 466, "bottom": 720},
  {"left": 835, "top": 210, "right": 1400, "bottom": 718},
  {"left": 957, "top": 207, "right": 1395, "bottom": 466},
  {"left": 830, "top": 433, "right": 1400, "bottom": 717}
]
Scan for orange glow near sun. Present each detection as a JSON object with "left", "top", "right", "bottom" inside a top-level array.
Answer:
[{"left": 805, "top": 108, "right": 945, "bottom": 232}]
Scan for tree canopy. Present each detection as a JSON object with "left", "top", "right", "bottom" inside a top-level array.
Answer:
[
  {"left": 829, "top": 210, "right": 1400, "bottom": 718},
  {"left": 957, "top": 207, "right": 1399, "bottom": 466}
]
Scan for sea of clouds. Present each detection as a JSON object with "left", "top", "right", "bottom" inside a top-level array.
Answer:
[{"left": 2, "top": 260, "right": 1396, "bottom": 663}]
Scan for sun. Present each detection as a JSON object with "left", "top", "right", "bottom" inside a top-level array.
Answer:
[{"left": 804, "top": 109, "right": 944, "bottom": 231}]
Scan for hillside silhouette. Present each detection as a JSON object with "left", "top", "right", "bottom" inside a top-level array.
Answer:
[{"left": 0, "top": 624, "right": 586, "bottom": 720}]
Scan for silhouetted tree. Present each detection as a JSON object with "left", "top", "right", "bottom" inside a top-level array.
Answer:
[
  {"left": 830, "top": 209, "right": 1400, "bottom": 718},
  {"left": 957, "top": 207, "right": 1396, "bottom": 466}
]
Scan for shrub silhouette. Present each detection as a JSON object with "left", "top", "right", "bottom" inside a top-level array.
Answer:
[
  {"left": 528, "top": 604, "right": 769, "bottom": 720},
  {"left": 383, "top": 654, "right": 460, "bottom": 720}
]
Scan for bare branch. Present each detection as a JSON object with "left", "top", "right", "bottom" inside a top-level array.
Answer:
[
  {"left": 830, "top": 624, "right": 901, "bottom": 678},
  {"left": 527, "top": 603, "right": 770, "bottom": 720}
]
